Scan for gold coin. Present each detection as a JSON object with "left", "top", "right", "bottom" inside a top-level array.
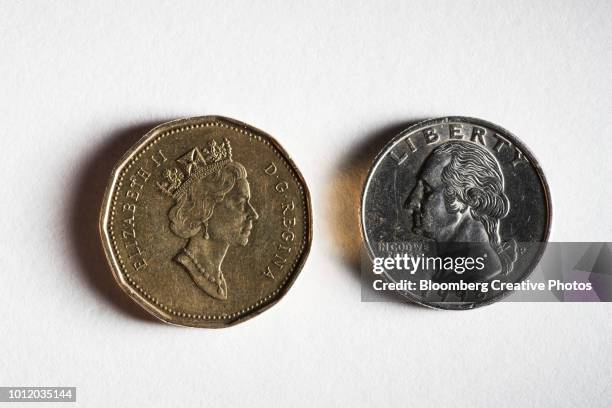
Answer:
[{"left": 99, "top": 116, "right": 312, "bottom": 327}]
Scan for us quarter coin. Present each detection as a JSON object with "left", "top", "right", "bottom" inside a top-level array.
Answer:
[
  {"left": 100, "top": 116, "right": 312, "bottom": 327},
  {"left": 361, "top": 117, "right": 552, "bottom": 309}
]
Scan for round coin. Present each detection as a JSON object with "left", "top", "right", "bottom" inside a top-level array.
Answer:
[
  {"left": 361, "top": 117, "right": 552, "bottom": 309},
  {"left": 100, "top": 116, "right": 312, "bottom": 327}
]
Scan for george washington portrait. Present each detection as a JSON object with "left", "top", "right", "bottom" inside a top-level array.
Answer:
[{"left": 404, "top": 140, "right": 517, "bottom": 281}]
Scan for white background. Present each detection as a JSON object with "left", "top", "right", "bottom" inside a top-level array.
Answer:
[{"left": 1, "top": 1, "right": 611, "bottom": 407}]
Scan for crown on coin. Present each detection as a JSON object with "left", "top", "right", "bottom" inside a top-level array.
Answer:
[{"left": 157, "top": 138, "right": 233, "bottom": 198}]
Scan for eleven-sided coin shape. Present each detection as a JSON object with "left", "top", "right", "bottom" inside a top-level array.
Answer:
[
  {"left": 100, "top": 116, "right": 312, "bottom": 327},
  {"left": 361, "top": 117, "right": 552, "bottom": 309}
]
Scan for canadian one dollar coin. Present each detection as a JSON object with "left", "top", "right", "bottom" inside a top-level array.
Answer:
[
  {"left": 361, "top": 117, "right": 552, "bottom": 309},
  {"left": 100, "top": 116, "right": 312, "bottom": 327}
]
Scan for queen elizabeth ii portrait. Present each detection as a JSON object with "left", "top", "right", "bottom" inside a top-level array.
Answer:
[{"left": 157, "top": 138, "right": 258, "bottom": 300}]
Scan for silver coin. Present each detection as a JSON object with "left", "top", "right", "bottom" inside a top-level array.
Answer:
[{"left": 360, "top": 117, "right": 552, "bottom": 309}]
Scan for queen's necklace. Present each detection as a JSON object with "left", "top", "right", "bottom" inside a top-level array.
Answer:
[{"left": 183, "top": 248, "right": 224, "bottom": 291}]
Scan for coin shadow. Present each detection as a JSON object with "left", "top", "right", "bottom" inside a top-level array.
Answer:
[
  {"left": 326, "top": 119, "right": 426, "bottom": 305},
  {"left": 68, "top": 121, "right": 170, "bottom": 324}
]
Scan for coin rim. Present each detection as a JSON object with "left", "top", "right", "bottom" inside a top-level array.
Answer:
[
  {"left": 360, "top": 116, "right": 553, "bottom": 310},
  {"left": 99, "top": 116, "right": 313, "bottom": 327}
]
